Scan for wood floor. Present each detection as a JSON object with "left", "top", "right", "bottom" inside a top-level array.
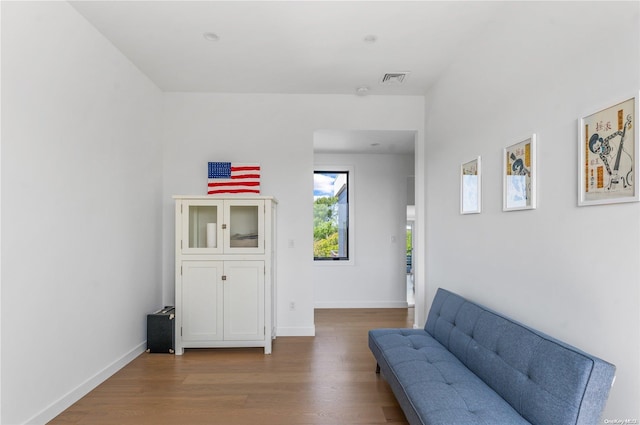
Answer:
[{"left": 49, "top": 308, "right": 413, "bottom": 425}]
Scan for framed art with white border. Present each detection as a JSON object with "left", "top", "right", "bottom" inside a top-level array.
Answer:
[
  {"left": 460, "top": 156, "right": 481, "bottom": 214},
  {"left": 578, "top": 93, "right": 638, "bottom": 206},
  {"left": 503, "top": 135, "right": 536, "bottom": 211}
]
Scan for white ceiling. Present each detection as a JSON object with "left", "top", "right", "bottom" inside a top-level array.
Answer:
[
  {"left": 70, "top": 1, "right": 500, "bottom": 96},
  {"left": 314, "top": 130, "right": 416, "bottom": 155},
  {"left": 69, "top": 1, "right": 503, "bottom": 155},
  {"left": 67, "top": 1, "right": 635, "bottom": 154}
]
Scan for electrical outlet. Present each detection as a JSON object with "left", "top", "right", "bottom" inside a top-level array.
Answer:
[{"left": 289, "top": 301, "right": 296, "bottom": 311}]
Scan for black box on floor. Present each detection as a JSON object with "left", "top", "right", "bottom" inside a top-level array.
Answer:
[{"left": 146, "top": 306, "right": 175, "bottom": 354}]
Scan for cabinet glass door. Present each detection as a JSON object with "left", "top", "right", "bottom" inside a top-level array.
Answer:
[
  {"left": 224, "top": 200, "right": 264, "bottom": 253},
  {"left": 182, "top": 201, "right": 223, "bottom": 254}
]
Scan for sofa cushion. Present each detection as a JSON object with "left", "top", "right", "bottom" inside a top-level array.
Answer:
[
  {"left": 369, "top": 328, "right": 531, "bottom": 425},
  {"left": 424, "top": 288, "right": 615, "bottom": 425}
]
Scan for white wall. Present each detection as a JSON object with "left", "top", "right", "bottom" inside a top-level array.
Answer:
[
  {"left": 423, "top": 1, "right": 639, "bottom": 421},
  {"left": 314, "top": 152, "right": 414, "bottom": 308},
  {"left": 161, "top": 93, "right": 424, "bottom": 336},
  {"left": 1, "top": 2, "right": 163, "bottom": 424},
  {"left": 0, "top": 3, "right": 4, "bottom": 421}
]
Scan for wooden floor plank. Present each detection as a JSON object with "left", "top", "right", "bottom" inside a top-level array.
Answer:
[{"left": 49, "top": 308, "right": 412, "bottom": 425}]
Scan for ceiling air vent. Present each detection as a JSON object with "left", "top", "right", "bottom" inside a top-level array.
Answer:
[{"left": 381, "top": 72, "right": 410, "bottom": 84}]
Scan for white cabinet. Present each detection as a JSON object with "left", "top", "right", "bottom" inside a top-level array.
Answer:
[
  {"left": 174, "top": 196, "right": 276, "bottom": 354},
  {"left": 181, "top": 260, "right": 264, "bottom": 342}
]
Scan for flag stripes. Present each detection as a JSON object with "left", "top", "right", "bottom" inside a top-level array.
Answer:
[{"left": 207, "top": 162, "right": 261, "bottom": 194}]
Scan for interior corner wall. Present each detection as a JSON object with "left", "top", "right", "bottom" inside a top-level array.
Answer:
[
  {"left": 1, "top": 2, "right": 163, "bottom": 424},
  {"left": 423, "top": 1, "right": 639, "bottom": 420},
  {"left": 0, "top": 2, "right": 4, "bottom": 422},
  {"left": 160, "top": 93, "right": 424, "bottom": 336},
  {"left": 313, "top": 152, "right": 414, "bottom": 308}
]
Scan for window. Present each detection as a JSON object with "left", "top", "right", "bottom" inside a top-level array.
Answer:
[{"left": 314, "top": 170, "right": 349, "bottom": 261}]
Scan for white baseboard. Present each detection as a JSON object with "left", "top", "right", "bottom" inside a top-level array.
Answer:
[
  {"left": 25, "top": 341, "right": 147, "bottom": 425},
  {"left": 314, "top": 301, "right": 409, "bottom": 309},
  {"left": 276, "top": 326, "right": 316, "bottom": 336}
]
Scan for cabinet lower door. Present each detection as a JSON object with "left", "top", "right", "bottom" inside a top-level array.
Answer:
[
  {"left": 224, "top": 261, "right": 265, "bottom": 341},
  {"left": 181, "top": 261, "right": 224, "bottom": 342}
]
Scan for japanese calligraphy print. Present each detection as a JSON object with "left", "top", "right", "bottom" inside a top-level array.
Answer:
[
  {"left": 461, "top": 157, "right": 481, "bottom": 214},
  {"left": 580, "top": 95, "right": 637, "bottom": 205},
  {"left": 503, "top": 135, "right": 536, "bottom": 211}
]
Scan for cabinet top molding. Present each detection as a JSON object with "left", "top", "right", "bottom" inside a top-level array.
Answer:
[{"left": 173, "top": 195, "right": 278, "bottom": 203}]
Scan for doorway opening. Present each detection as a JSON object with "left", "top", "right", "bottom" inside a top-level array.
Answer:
[
  {"left": 313, "top": 129, "right": 418, "bottom": 321},
  {"left": 406, "top": 221, "right": 415, "bottom": 307}
]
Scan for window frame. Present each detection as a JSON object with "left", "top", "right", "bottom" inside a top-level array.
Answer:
[{"left": 313, "top": 166, "right": 354, "bottom": 265}]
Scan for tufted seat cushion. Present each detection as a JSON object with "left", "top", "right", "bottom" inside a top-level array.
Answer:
[
  {"left": 368, "top": 288, "right": 616, "bottom": 425},
  {"left": 369, "top": 328, "right": 530, "bottom": 425}
]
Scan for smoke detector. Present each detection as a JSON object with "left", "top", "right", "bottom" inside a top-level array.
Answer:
[
  {"left": 380, "top": 72, "right": 410, "bottom": 84},
  {"left": 355, "top": 86, "right": 370, "bottom": 96}
]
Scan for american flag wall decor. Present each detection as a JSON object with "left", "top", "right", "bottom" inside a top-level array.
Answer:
[{"left": 207, "top": 162, "right": 261, "bottom": 195}]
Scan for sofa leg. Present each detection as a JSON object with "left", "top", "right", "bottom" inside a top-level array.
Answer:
[{"left": 376, "top": 363, "right": 380, "bottom": 374}]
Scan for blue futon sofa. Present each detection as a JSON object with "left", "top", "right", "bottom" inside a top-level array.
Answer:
[{"left": 369, "top": 288, "right": 616, "bottom": 425}]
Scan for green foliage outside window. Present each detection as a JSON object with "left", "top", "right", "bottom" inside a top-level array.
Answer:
[{"left": 313, "top": 196, "right": 339, "bottom": 257}]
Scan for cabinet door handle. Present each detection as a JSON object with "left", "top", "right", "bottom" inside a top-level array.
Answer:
[
  {"left": 222, "top": 224, "right": 227, "bottom": 229},
  {"left": 222, "top": 275, "right": 227, "bottom": 281}
]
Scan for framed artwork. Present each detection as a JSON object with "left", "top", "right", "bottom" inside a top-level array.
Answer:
[
  {"left": 460, "top": 156, "right": 481, "bottom": 214},
  {"left": 207, "top": 162, "right": 261, "bottom": 195},
  {"left": 503, "top": 135, "right": 536, "bottom": 211},
  {"left": 578, "top": 93, "right": 638, "bottom": 206}
]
